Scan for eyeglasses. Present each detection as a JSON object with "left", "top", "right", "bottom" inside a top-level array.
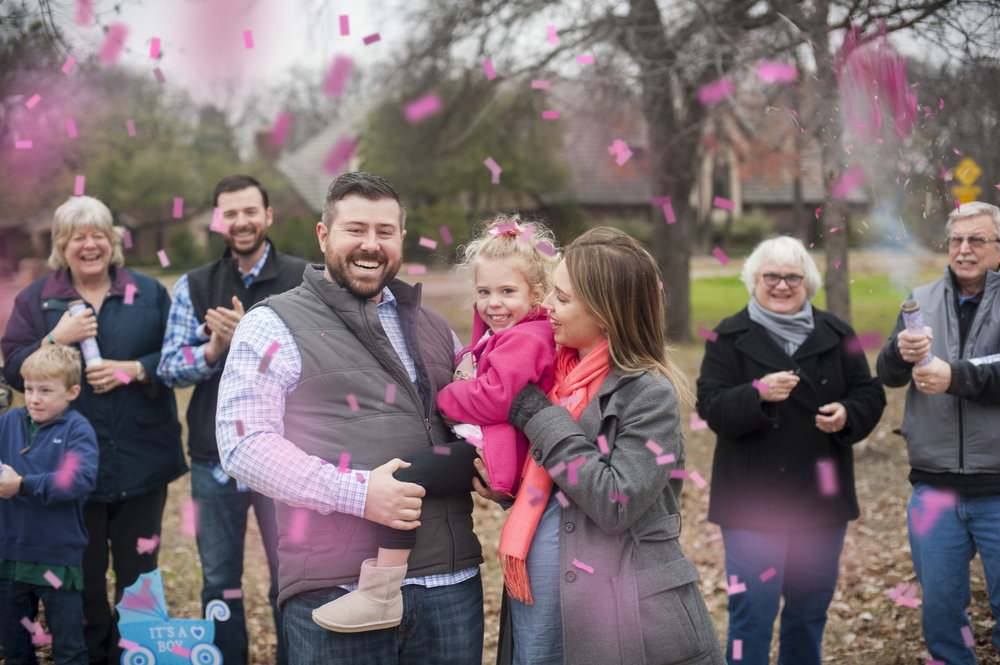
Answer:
[
  {"left": 948, "top": 235, "right": 1000, "bottom": 249},
  {"left": 760, "top": 273, "right": 804, "bottom": 288}
]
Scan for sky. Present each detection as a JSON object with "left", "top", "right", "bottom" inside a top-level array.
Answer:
[{"left": 60, "top": 0, "right": 405, "bottom": 104}]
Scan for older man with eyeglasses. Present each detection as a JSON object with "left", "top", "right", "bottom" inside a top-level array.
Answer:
[{"left": 877, "top": 200, "right": 1000, "bottom": 665}]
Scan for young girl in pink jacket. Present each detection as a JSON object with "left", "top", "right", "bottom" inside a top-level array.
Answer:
[{"left": 312, "top": 215, "right": 559, "bottom": 633}]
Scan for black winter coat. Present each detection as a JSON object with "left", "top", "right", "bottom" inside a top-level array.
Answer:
[{"left": 696, "top": 307, "right": 885, "bottom": 529}]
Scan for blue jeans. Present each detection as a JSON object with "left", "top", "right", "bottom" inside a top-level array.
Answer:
[
  {"left": 509, "top": 494, "right": 563, "bottom": 665},
  {"left": 721, "top": 523, "right": 847, "bottom": 665},
  {"left": 282, "top": 575, "right": 484, "bottom": 665},
  {"left": 908, "top": 483, "right": 1000, "bottom": 665},
  {"left": 0, "top": 579, "right": 87, "bottom": 665},
  {"left": 191, "top": 458, "right": 286, "bottom": 665}
]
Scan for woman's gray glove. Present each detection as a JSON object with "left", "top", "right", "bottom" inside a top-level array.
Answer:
[{"left": 509, "top": 384, "right": 553, "bottom": 430}]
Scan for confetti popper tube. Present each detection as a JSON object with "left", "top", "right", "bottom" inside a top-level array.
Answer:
[
  {"left": 901, "top": 299, "right": 933, "bottom": 366},
  {"left": 68, "top": 300, "right": 102, "bottom": 367}
]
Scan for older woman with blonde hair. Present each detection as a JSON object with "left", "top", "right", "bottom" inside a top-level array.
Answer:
[
  {"left": 696, "top": 235, "right": 885, "bottom": 665},
  {"left": 1, "top": 195, "right": 185, "bottom": 665},
  {"left": 483, "top": 226, "right": 724, "bottom": 665}
]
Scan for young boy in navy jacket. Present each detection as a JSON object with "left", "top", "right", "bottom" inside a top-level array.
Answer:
[{"left": 0, "top": 344, "right": 98, "bottom": 665}]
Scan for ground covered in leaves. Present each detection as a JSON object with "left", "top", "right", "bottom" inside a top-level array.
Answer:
[{"left": 21, "top": 347, "right": 998, "bottom": 665}]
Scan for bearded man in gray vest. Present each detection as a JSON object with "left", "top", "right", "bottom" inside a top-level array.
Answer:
[
  {"left": 215, "top": 172, "right": 484, "bottom": 664},
  {"left": 878, "top": 201, "right": 1000, "bottom": 665},
  {"left": 158, "top": 174, "right": 307, "bottom": 665}
]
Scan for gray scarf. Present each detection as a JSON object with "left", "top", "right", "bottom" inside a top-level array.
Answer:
[{"left": 747, "top": 295, "right": 815, "bottom": 356}]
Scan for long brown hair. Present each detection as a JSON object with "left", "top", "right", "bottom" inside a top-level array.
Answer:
[{"left": 563, "top": 227, "right": 693, "bottom": 407}]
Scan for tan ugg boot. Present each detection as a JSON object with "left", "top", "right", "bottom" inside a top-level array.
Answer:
[{"left": 311, "top": 558, "right": 407, "bottom": 633}]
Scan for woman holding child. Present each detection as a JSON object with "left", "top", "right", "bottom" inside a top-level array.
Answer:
[
  {"left": 1, "top": 195, "right": 185, "bottom": 665},
  {"left": 486, "top": 227, "right": 724, "bottom": 665}
]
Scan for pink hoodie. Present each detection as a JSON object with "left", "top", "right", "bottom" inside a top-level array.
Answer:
[{"left": 436, "top": 306, "right": 557, "bottom": 495}]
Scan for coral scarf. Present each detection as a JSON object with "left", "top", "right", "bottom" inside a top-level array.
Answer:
[{"left": 498, "top": 340, "right": 611, "bottom": 603}]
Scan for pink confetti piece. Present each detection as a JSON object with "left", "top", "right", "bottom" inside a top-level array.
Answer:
[
  {"left": 405, "top": 92, "right": 442, "bottom": 123},
  {"left": 346, "top": 394, "right": 359, "bottom": 411},
  {"left": 759, "top": 567, "right": 777, "bottom": 582},
  {"left": 483, "top": 59, "right": 497, "bottom": 80},
  {"left": 153, "top": 68, "right": 166, "bottom": 85},
  {"left": 157, "top": 249, "right": 170, "bottom": 267},
  {"left": 829, "top": 226, "right": 839, "bottom": 233},
  {"left": 439, "top": 226, "right": 453, "bottom": 245},
  {"left": 419, "top": 237, "right": 438, "bottom": 249},
  {"left": 897, "top": 595, "right": 921, "bottom": 608},
  {"left": 756, "top": 61, "right": 798, "bottom": 84},
  {"left": 385, "top": 383, "right": 396, "bottom": 404},
  {"left": 235, "top": 420, "right": 245, "bottom": 437},
  {"left": 74, "top": 174, "right": 85, "bottom": 196},
  {"left": 567, "top": 456, "right": 587, "bottom": 485},
  {"left": 209, "top": 207, "right": 227, "bottom": 233},
  {"left": 44, "top": 569, "right": 63, "bottom": 588},
  {"left": 324, "top": 55, "right": 354, "bottom": 99},
  {"left": 713, "top": 196, "right": 734, "bottom": 211},
  {"left": 733, "top": 638, "right": 743, "bottom": 660},
  {"left": 25, "top": 93, "right": 41, "bottom": 109},
  {"left": 66, "top": 117, "right": 78, "bottom": 138},
  {"left": 265, "top": 111, "right": 294, "bottom": 148},
  {"left": 149, "top": 37, "right": 161, "bottom": 59},
  {"left": 531, "top": 79, "right": 551, "bottom": 89},
  {"left": 181, "top": 499, "right": 198, "bottom": 536},
  {"left": 337, "top": 452, "right": 351, "bottom": 473},
  {"left": 541, "top": 110, "right": 560, "bottom": 119},
  {"left": 265, "top": 341, "right": 280, "bottom": 357},
  {"left": 99, "top": 23, "right": 128, "bottom": 64},
  {"left": 135, "top": 535, "right": 160, "bottom": 554},
  {"left": 690, "top": 413, "right": 708, "bottom": 431},
  {"left": 243, "top": 30, "right": 254, "bottom": 49},
  {"left": 433, "top": 445, "right": 451, "bottom": 455},
  {"left": 61, "top": 55, "right": 77, "bottom": 74},
  {"left": 696, "top": 326, "right": 718, "bottom": 342},
  {"left": 816, "top": 458, "right": 838, "bottom": 496},
  {"left": 339, "top": 15, "right": 350, "bottom": 35},
  {"left": 171, "top": 646, "right": 191, "bottom": 657},
  {"left": 356, "top": 472, "right": 366, "bottom": 484},
  {"left": 546, "top": 25, "right": 558, "bottom": 45},
  {"left": 548, "top": 461, "right": 566, "bottom": 476},
  {"left": 119, "top": 639, "right": 140, "bottom": 651},
  {"left": 831, "top": 167, "right": 865, "bottom": 199},
  {"left": 484, "top": 156, "right": 502, "bottom": 184},
  {"left": 576, "top": 54, "right": 594, "bottom": 64},
  {"left": 690, "top": 470, "right": 707, "bottom": 488},
  {"left": 661, "top": 202, "right": 676, "bottom": 224},
  {"left": 597, "top": 435, "right": 609, "bottom": 454},
  {"left": 834, "top": 260, "right": 841, "bottom": 269},
  {"left": 123, "top": 230, "right": 132, "bottom": 248},
  {"left": 32, "top": 632, "right": 52, "bottom": 646},
  {"left": 172, "top": 197, "right": 184, "bottom": 218},
  {"left": 571, "top": 558, "right": 594, "bottom": 574},
  {"left": 698, "top": 76, "right": 733, "bottom": 105},
  {"left": 178, "top": 346, "right": 195, "bottom": 367},
  {"left": 711, "top": 247, "right": 730, "bottom": 265},
  {"left": 651, "top": 196, "right": 670, "bottom": 205},
  {"left": 727, "top": 574, "right": 747, "bottom": 595},
  {"left": 323, "top": 135, "right": 358, "bottom": 174},
  {"left": 752, "top": 379, "right": 769, "bottom": 393},
  {"left": 846, "top": 331, "right": 882, "bottom": 355},
  {"left": 114, "top": 369, "right": 132, "bottom": 384},
  {"left": 407, "top": 265, "right": 427, "bottom": 275},
  {"left": 126, "top": 119, "right": 136, "bottom": 137},
  {"left": 363, "top": 33, "right": 380, "bottom": 45},
  {"left": 669, "top": 469, "right": 688, "bottom": 479},
  {"left": 610, "top": 491, "right": 629, "bottom": 504},
  {"left": 21, "top": 617, "right": 42, "bottom": 634},
  {"left": 961, "top": 626, "right": 974, "bottom": 647},
  {"left": 927, "top": 661, "right": 945, "bottom": 665},
  {"left": 76, "top": 0, "right": 93, "bottom": 25},
  {"left": 645, "top": 439, "right": 664, "bottom": 455},
  {"left": 536, "top": 241, "right": 556, "bottom": 257},
  {"left": 54, "top": 451, "right": 79, "bottom": 489},
  {"left": 223, "top": 588, "right": 243, "bottom": 599},
  {"left": 526, "top": 485, "right": 546, "bottom": 506},
  {"left": 555, "top": 490, "right": 569, "bottom": 507}
]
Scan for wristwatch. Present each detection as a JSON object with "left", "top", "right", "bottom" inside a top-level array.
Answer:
[{"left": 134, "top": 361, "right": 147, "bottom": 382}]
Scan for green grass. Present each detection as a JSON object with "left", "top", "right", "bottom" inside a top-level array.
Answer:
[{"left": 690, "top": 274, "right": 928, "bottom": 340}]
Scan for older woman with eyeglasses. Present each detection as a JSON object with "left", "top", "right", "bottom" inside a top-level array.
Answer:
[
  {"left": 696, "top": 236, "right": 885, "bottom": 665},
  {"left": 1, "top": 196, "right": 185, "bottom": 664}
]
